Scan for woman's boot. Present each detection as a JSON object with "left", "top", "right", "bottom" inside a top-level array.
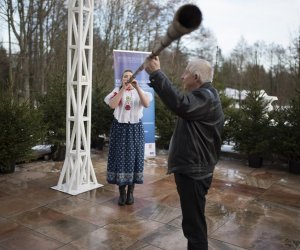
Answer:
[
  {"left": 126, "top": 184, "right": 135, "bottom": 205},
  {"left": 118, "top": 185, "right": 126, "bottom": 206}
]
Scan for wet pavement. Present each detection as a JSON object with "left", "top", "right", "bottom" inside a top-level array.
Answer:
[{"left": 0, "top": 149, "right": 299, "bottom": 250}]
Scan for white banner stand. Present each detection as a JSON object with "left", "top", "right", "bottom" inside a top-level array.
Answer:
[{"left": 52, "top": 0, "right": 103, "bottom": 195}]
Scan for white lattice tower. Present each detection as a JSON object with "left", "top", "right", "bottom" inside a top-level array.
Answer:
[{"left": 52, "top": 0, "right": 102, "bottom": 195}]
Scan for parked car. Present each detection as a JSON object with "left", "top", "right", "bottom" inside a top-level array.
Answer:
[{"left": 31, "top": 144, "right": 52, "bottom": 160}]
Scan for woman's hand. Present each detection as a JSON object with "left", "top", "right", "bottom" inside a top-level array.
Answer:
[{"left": 131, "top": 79, "right": 138, "bottom": 89}]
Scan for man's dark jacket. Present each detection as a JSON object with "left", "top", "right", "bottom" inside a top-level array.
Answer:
[{"left": 149, "top": 70, "right": 224, "bottom": 177}]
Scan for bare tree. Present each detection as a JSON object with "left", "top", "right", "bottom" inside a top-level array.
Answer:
[
  {"left": 42, "top": 0, "right": 67, "bottom": 92},
  {"left": 92, "top": 0, "right": 174, "bottom": 87},
  {"left": 0, "top": 0, "right": 15, "bottom": 96},
  {"left": 5, "top": 0, "right": 36, "bottom": 100},
  {"left": 229, "top": 37, "right": 251, "bottom": 104},
  {"left": 267, "top": 43, "right": 287, "bottom": 99},
  {"left": 0, "top": 0, "right": 61, "bottom": 101},
  {"left": 288, "top": 32, "right": 300, "bottom": 92},
  {"left": 34, "top": 0, "right": 54, "bottom": 95},
  {"left": 185, "top": 26, "right": 218, "bottom": 63}
]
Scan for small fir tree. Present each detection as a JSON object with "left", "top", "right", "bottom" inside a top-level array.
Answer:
[
  {"left": 0, "top": 95, "right": 45, "bottom": 173},
  {"left": 38, "top": 75, "right": 66, "bottom": 160},
  {"left": 233, "top": 90, "right": 271, "bottom": 158}
]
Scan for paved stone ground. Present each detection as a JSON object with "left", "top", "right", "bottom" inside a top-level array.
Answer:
[{"left": 0, "top": 148, "right": 299, "bottom": 249}]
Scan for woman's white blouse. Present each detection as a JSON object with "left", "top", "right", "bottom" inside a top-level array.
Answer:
[{"left": 104, "top": 87, "right": 153, "bottom": 124}]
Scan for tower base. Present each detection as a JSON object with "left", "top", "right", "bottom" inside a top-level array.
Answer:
[{"left": 51, "top": 183, "right": 103, "bottom": 196}]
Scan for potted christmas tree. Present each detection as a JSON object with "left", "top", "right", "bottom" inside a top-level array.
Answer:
[
  {"left": 0, "top": 96, "right": 45, "bottom": 173},
  {"left": 233, "top": 90, "right": 271, "bottom": 167},
  {"left": 272, "top": 95, "right": 300, "bottom": 174}
]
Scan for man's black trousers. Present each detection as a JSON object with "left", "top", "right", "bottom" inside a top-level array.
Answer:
[{"left": 174, "top": 173, "right": 213, "bottom": 250}]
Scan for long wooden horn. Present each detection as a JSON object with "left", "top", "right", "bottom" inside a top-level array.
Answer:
[{"left": 128, "top": 4, "right": 202, "bottom": 83}]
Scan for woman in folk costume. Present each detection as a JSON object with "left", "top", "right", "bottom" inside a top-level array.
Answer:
[{"left": 104, "top": 69, "right": 153, "bottom": 205}]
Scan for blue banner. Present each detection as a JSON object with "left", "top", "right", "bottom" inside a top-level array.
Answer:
[{"left": 113, "top": 50, "right": 156, "bottom": 157}]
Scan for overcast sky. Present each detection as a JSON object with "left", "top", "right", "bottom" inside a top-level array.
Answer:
[
  {"left": 195, "top": 0, "right": 300, "bottom": 56},
  {"left": 1, "top": 0, "right": 300, "bottom": 56}
]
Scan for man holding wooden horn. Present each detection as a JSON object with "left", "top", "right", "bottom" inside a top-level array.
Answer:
[{"left": 144, "top": 56, "right": 224, "bottom": 250}]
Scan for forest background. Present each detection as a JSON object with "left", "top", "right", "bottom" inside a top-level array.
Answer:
[{"left": 0, "top": 0, "right": 299, "bottom": 151}]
